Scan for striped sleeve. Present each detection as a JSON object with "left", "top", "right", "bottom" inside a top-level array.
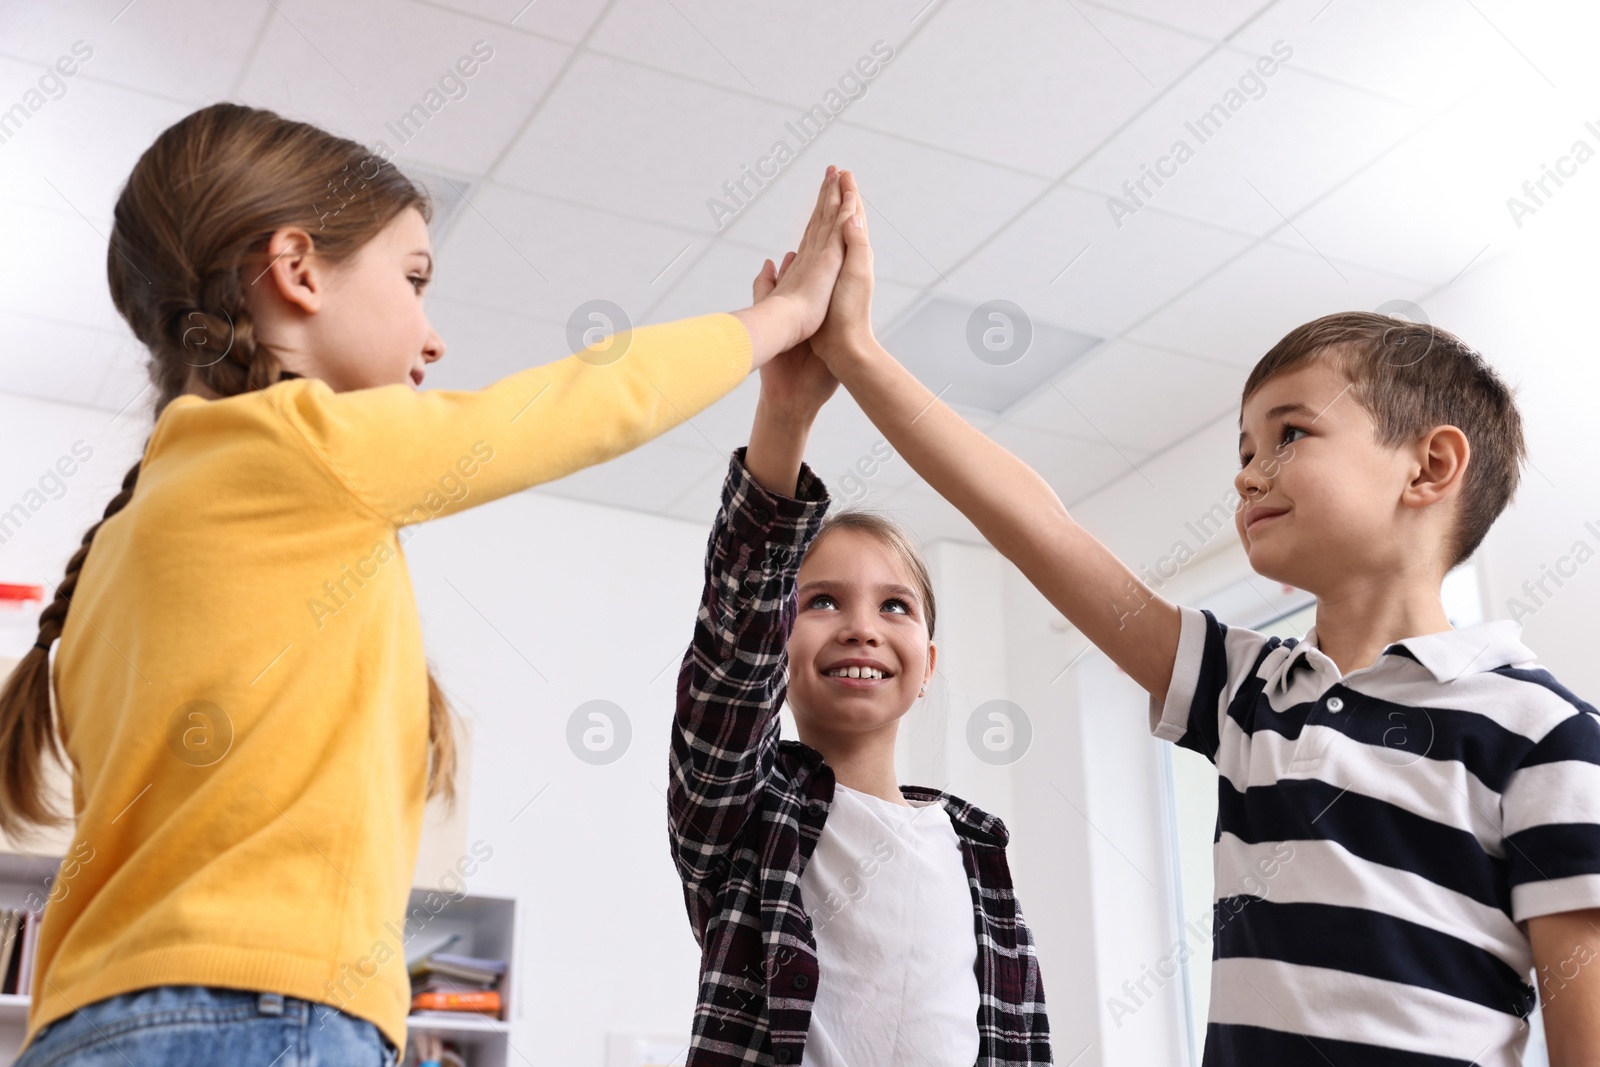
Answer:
[
  {"left": 667, "top": 447, "right": 829, "bottom": 936},
  {"left": 1147, "top": 605, "right": 1275, "bottom": 763},
  {"left": 1502, "top": 691, "right": 1600, "bottom": 922}
]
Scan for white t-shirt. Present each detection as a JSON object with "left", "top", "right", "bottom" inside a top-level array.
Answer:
[{"left": 797, "top": 783, "right": 980, "bottom": 1067}]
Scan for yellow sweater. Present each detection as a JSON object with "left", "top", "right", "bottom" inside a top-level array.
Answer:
[{"left": 26, "top": 313, "right": 752, "bottom": 1053}]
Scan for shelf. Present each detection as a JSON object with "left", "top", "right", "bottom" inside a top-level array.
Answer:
[
  {"left": 407, "top": 1012, "right": 509, "bottom": 1034},
  {"left": 0, "top": 994, "right": 28, "bottom": 1025}
]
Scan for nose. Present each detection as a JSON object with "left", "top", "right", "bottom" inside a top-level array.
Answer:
[
  {"left": 422, "top": 325, "right": 445, "bottom": 364},
  {"left": 1235, "top": 459, "right": 1269, "bottom": 500},
  {"left": 836, "top": 605, "right": 884, "bottom": 647}
]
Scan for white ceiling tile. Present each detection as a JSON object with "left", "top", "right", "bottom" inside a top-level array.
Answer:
[
  {"left": 1127, "top": 241, "right": 1430, "bottom": 366},
  {"left": 1280, "top": 75, "right": 1576, "bottom": 284},
  {"left": 426, "top": 182, "right": 701, "bottom": 325},
  {"left": 1084, "top": 0, "right": 1266, "bottom": 40},
  {"left": 986, "top": 421, "right": 1153, "bottom": 507},
  {"left": 1001, "top": 339, "right": 1240, "bottom": 454},
  {"left": 869, "top": 481, "right": 988, "bottom": 548},
  {"left": 532, "top": 439, "right": 725, "bottom": 514},
  {"left": 847, "top": 0, "right": 1214, "bottom": 177},
  {"left": 493, "top": 51, "right": 800, "bottom": 233},
  {"left": 588, "top": 0, "right": 916, "bottom": 107},
  {"left": 412, "top": 0, "right": 611, "bottom": 43},
  {"left": 716, "top": 123, "right": 1051, "bottom": 288},
  {"left": 0, "top": 201, "right": 125, "bottom": 334},
  {"left": 0, "top": 0, "right": 270, "bottom": 104},
  {"left": 235, "top": 0, "right": 569, "bottom": 176},
  {"left": 1069, "top": 50, "right": 1429, "bottom": 235},
  {"left": 943, "top": 187, "right": 1254, "bottom": 338},
  {"left": 0, "top": 311, "right": 131, "bottom": 411},
  {"left": 1232, "top": 0, "right": 1527, "bottom": 111},
  {"left": 0, "top": 59, "right": 196, "bottom": 219},
  {"left": 654, "top": 373, "right": 758, "bottom": 460},
  {"left": 421, "top": 296, "right": 569, "bottom": 390}
]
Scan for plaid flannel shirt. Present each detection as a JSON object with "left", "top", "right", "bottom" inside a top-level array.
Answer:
[{"left": 668, "top": 447, "right": 1053, "bottom": 1066}]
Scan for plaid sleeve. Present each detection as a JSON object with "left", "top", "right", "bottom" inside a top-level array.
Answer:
[
  {"left": 1503, "top": 688, "right": 1600, "bottom": 922},
  {"left": 668, "top": 446, "right": 828, "bottom": 935},
  {"left": 1147, "top": 605, "right": 1275, "bottom": 764}
]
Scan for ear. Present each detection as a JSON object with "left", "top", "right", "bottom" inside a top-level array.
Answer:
[
  {"left": 249, "top": 225, "right": 322, "bottom": 314},
  {"left": 923, "top": 640, "right": 938, "bottom": 689},
  {"left": 1403, "top": 424, "right": 1470, "bottom": 510}
]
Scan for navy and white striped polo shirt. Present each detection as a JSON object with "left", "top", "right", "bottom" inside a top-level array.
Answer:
[{"left": 1151, "top": 604, "right": 1600, "bottom": 1066}]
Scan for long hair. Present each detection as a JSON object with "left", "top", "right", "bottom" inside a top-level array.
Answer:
[{"left": 0, "top": 103, "right": 458, "bottom": 840}]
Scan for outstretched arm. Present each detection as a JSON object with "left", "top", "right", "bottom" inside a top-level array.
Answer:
[
  {"left": 810, "top": 170, "right": 1181, "bottom": 701},
  {"left": 667, "top": 257, "right": 837, "bottom": 932}
]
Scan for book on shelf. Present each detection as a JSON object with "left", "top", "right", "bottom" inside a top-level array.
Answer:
[
  {"left": 1, "top": 909, "right": 42, "bottom": 996},
  {"left": 408, "top": 951, "right": 506, "bottom": 987},
  {"left": 410, "top": 989, "right": 502, "bottom": 1015}
]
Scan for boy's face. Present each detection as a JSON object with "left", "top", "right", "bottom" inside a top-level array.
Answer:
[
  {"left": 786, "top": 527, "right": 936, "bottom": 745},
  {"left": 1234, "top": 358, "right": 1423, "bottom": 592}
]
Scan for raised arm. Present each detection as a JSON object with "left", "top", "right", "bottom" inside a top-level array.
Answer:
[
  {"left": 811, "top": 171, "right": 1181, "bottom": 701},
  {"left": 668, "top": 257, "right": 839, "bottom": 932},
  {"left": 263, "top": 167, "right": 858, "bottom": 528}
]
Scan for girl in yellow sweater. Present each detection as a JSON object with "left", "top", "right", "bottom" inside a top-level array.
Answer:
[{"left": 0, "top": 103, "right": 856, "bottom": 1067}]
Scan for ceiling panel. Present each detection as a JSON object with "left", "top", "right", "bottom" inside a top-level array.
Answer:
[
  {"left": 0, "top": 0, "right": 270, "bottom": 105},
  {"left": 413, "top": 0, "right": 612, "bottom": 44},
  {"left": 1067, "top": 50, "right": 1430, "bottom": 236},
  {"left": 587, "top": 0, "right": 925, "bottom": 108},
  {"left": 943, "top": 187, "right": 1255, "bottom": 339},
  {"left": 1086, "top": 0, "right": 1270, "bottom": 41},
  {"left": 846, "top": 0, "right": 1216, "bottom": 177},
  {"left": 999, "top": 339, "right": 1242, "bottom": 454},
  {"left": 713, "top": 122, "right": 1051, "bottom": 290},
  {"left": 234, "top": 0, "right": 570, "bottom": 176},
  {"left": 1126, "top": 240, "right": 1430, "bottom": 366},
  {"left": 492, "top": 51, "right": 802, "bottom": 233}
]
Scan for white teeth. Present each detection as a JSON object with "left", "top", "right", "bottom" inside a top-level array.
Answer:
[{"left": 826, "top": 666, "right": 886, "bottom": 679}]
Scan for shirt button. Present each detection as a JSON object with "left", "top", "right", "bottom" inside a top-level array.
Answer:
[
  {"left": 776, "top": 1051, "right": 793, "bottom": 1064},
  {"left": 753, "top": 506, "right": 773, "bottom": 524},
  {"left": 807, "top": 799, "right": 826, "bottom": 815},
  {"left": 792, "top": 974, "right": 810, "bottom": 991},
  {"left": 1326, "top": 696, "right": 1345, "bottom": 713}
]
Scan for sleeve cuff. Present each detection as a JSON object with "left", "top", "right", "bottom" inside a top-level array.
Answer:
[
  {"left": 1149, "top": 604, "right": 1208, "bottom": 743},
  {"left": 723, "top": 445, "right": 829, "bottom": 549},
  {"left": 1513, "top": 874, "right": 1600, "bottom": 922}
]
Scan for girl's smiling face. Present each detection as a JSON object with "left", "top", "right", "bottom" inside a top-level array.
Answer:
[{"left": 785, "top": 526, "right": 937, "bottom": 745}]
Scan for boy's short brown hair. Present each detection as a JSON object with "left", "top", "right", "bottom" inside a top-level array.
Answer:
[{"left": 1242, "top": 311, "right": 1527, "bottom": 569}]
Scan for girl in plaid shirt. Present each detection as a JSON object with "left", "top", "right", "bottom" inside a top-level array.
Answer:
[{"left": 668, "top": 250, "right": 1053, "bottom": 1065}]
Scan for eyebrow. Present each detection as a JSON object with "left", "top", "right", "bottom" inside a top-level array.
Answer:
[
  {"left": 411, "top": 251, "right": 434, "bottom": 272},
  {"left": 798, "top": 579, "right": 920, "bottom": 604},
  {"left": 1238, "top": 401, "right": 1316, "bottom": 446}
]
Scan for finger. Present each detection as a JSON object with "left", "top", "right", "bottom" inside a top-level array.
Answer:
[
  {"left": 752, "top": 258, "right": 776, "bottom": 301},
  {"left": 801, "top": 165, "right": 836, "bottom": 249},
  {"left": 776, "top": 250, "right": 798, "bottom": 282}
]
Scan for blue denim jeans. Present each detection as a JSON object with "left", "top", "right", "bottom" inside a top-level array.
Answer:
[{"left": 14, "top": 985, "right": 401, "bottom": 1067}]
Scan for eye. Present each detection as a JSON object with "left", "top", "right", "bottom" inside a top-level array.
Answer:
[
  {"left": 409, "top": 274, "right": 430, "bottom": 292},
  {"left": 806, "top": 593, "right": 837, "bottom": 610},
  {"left": 882, "top": 598, "right": 910, "bottom": 615},
  {"left": 1278, "top": 424, "right": 1308, "bottom": 449}
]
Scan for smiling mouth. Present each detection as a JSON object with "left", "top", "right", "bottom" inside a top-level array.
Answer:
[
  {"left": 820, "top": 666, "right": 894, "bottom": 686},
  {"left": 1245, "top": 508, "right": 1287, "bottom": 533}
]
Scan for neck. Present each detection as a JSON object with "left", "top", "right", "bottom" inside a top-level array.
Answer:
[
  {"left": 1309, "top": 564, "right": 1452, "bottom": 675},
  {"left": 799, "top": 720, "right": 906, "bottom": 805}
]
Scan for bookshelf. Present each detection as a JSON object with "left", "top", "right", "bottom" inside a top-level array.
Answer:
[
  {"left": 402, "top": 888, "right": 517, "bottom": 1067},
  {"left": 0, "top": 857, "right": 517, "bottom": 1067}
]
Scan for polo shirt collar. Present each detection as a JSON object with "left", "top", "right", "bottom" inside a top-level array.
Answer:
[{"left": 1258, "top": 618, "right": 1535, "bottom": 693}]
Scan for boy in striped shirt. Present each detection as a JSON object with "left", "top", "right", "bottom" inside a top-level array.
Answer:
[{"left": 808, "top": 194, "right": 1600, "bottom": 1066}]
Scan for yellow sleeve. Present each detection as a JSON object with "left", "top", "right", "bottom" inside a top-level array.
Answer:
[{"left": 267, "top": 312, "right": 752, "bottom": 526}]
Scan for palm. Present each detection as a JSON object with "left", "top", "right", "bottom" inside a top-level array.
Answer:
[{"left": 754, "top": 252, "right": 839, "bottom": 417}]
